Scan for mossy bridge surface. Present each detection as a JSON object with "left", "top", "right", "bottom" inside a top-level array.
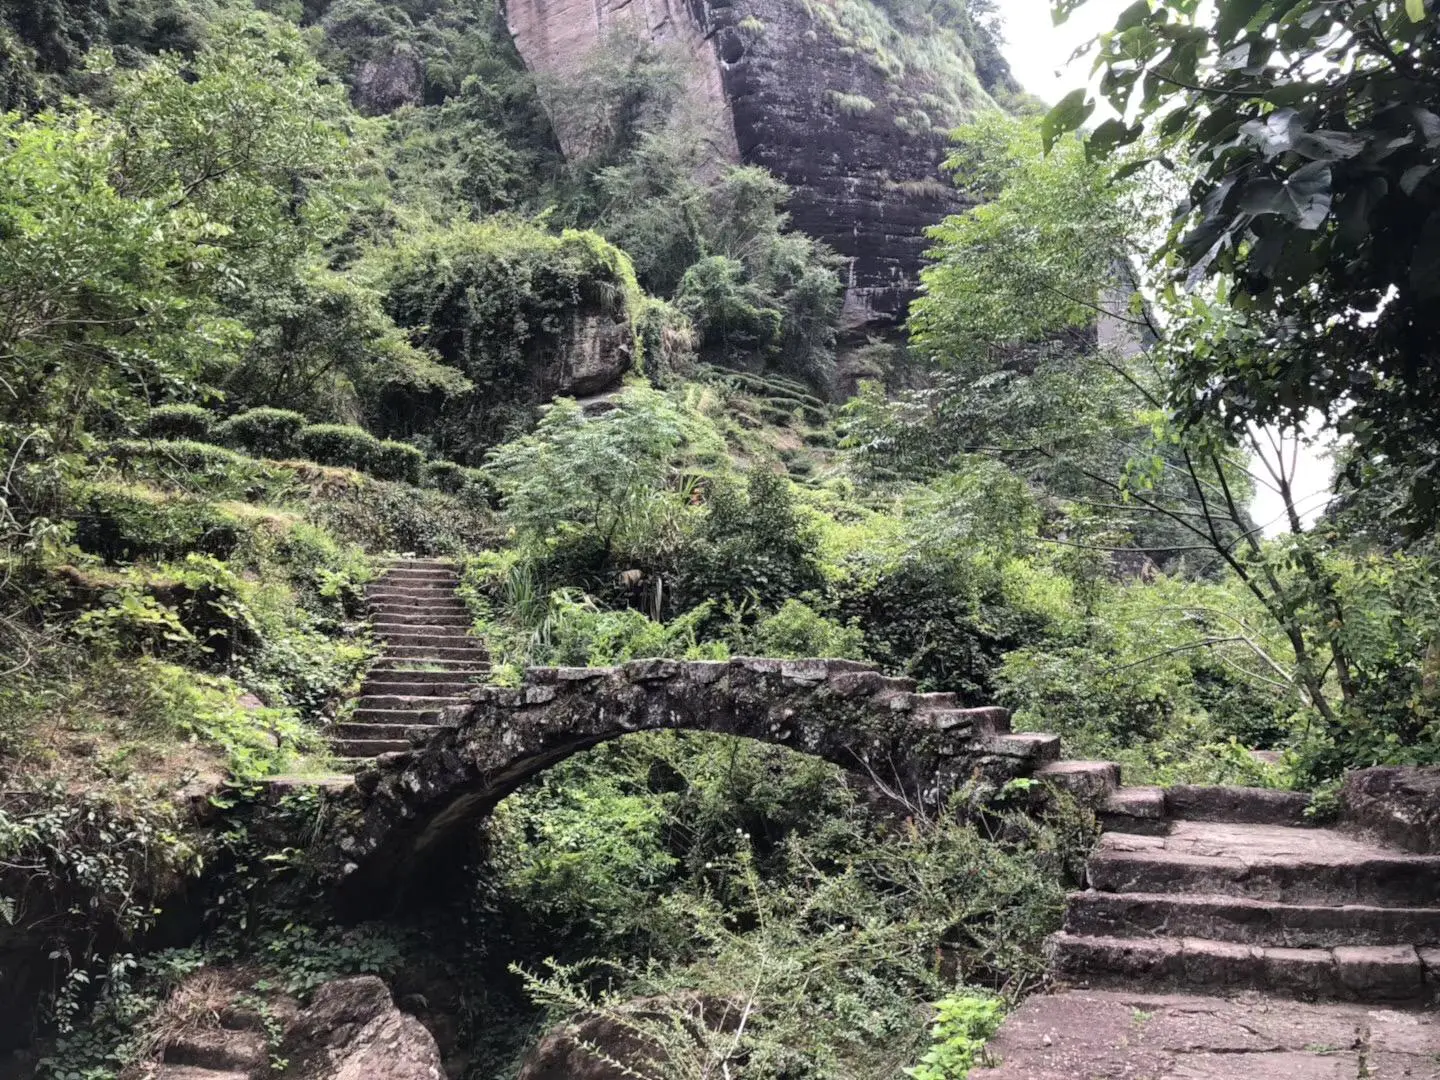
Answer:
[{"left": 305, "top": 657, "right": 1057, "bottom": 905}]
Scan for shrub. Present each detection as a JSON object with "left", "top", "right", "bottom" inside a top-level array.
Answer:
[
  {"left": 425, "top": 460, "right": 466, "bottom": 493},
  {"left": 72, "top": 484, "right": 243, "bottom": 565},
  {"left": 142, "top": 404, "right": 215, "bottom": 442},
  {"left": 749, "top": 599, "right": 865, "bottom": 660},
  {"left": 297, "top": 424, "right": 381, "bottom": 473},
  {"left": 215, "top": 408, "right": 308, "bottom": 459},
  {"left": 370, "top": 439, "right": 425, "bottom": 484},
  {"left": 102, "top": 439, "right": 291, "bottom": 502}
]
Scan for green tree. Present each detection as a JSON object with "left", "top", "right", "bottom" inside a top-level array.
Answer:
[{"left": 1048, "top": 0, "right": 1440, "bottom": 530}]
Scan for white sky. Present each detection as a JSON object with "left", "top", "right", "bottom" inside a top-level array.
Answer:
[{"left": 996, "top": 2, "right": 1334, "bottom": 534}]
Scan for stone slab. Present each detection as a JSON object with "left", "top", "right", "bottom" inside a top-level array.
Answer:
[{"left": 973, "top": 990, "right": 1436, "bottom": 1080}]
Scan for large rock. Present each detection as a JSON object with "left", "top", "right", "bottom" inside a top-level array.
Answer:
[
  {"left": 516, "top": 996, "right": 735, "bottom": 1080},
  {"left": 1343, "top": 767, "right": 1440, "bottom": 854},
  {"left": 281, "top": 976, "right": 446, "bottom": 1080},
  {"left": 544, "top": 312, "right": 635, "bottom": 398},
  {"left": 505, "top": 0, "right": 995, "bottom": 328}
]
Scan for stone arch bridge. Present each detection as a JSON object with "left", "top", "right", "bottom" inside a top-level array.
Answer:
[{"left": 323, "top": 658, "right": 1065, "bottom": 908}]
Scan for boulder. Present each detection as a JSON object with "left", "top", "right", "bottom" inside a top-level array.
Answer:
[
  {"left": 1342, "top": 767, "right": 1440, "bottom": 854},
  {"left": 281, "top": 976, "right": 446, "bottom": 1080}
]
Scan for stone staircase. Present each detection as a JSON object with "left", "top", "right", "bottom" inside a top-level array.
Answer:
[
  {"left": 1039, "top": 771, "right": 1440, "bottom": 1002},
  {"left": 328, "top": 556, "right": 489, "bottom": 764}
]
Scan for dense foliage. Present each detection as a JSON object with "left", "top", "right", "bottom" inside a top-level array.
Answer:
[{"left": 2, "top": 0, "right": 1436, "bottom": 1077}]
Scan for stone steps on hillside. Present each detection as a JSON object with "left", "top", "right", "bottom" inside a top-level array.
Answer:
[
  {"left": 1064, "top": 890, "right": 1440, "bottom": 948},
  {"left": 1048, "top": 772, "right": 1440, "bottom": 1002},
  {"left": 333, "top": 556, "right": 490, "bottom": 766},
  {"left": 1049, "top": 932, "right": 1437, "bottom": 1001},
  {"left": 1087, "top": 822, "right": 1440, "bottom": 907}
]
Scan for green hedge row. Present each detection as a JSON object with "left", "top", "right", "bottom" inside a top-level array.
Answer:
[{"left": 137, "top": 406, "right": 491, "bottom": 494}]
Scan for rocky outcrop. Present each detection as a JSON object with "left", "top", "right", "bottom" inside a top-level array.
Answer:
[
  {"left": 546, "top": 311, "right": 635, "bottom": 398},
  {"left": 505, "top": 0, "right": 1001, "bottom": 327},
  {"left": 1343, "top": 766, "right": 1440, "bottom": 854},
  {"left": 516, "top": 995, "right": 735, "bottom": 1080},
  {"left": 508, "top": 0, "right": 738, "bottom": 164},
  {"left": 352, "top": 51, "right": 425, "bottom": 115},
  {"left": 282, "top": 977, "right": 446, "bottom": 1080},
  {"left": 130, "top": 974, "right": 445, "bottom": 1080}
]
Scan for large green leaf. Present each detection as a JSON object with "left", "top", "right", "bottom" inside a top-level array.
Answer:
[
  {"left": 1042, "top": 89, "right": 1095, "bottom": 154},
  {"left": 1407, "top": 0, "right": 1426, "bottom": 22}
]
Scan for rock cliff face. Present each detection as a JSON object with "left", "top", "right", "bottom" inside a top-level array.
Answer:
[{"left": 505, "top": 0, "right": 1000, "bottom": 327}]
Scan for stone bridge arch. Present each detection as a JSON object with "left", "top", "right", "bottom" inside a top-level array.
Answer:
[{"left": 330, "top": 658, "right": 1053, "bottom": 909}]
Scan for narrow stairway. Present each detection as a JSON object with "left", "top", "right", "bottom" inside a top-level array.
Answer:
[
  {"left": 1042, "top": 773, "right": 1440, "bottom": 1001},
  {"left": 328, "top": 556, "right": 489, "bottom": 765}
]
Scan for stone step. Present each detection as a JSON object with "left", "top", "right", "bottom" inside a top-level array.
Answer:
[
  {"left": 350, "top": 707, "right": 451, "bottom": 725},
  {"left": 360, "top": 679, "right": 477, "bottom": 697},
  {"left": 362, "top": 668, "right": 484, "bottom": 684},
  {"left": 982, "top": 732, "right": 1061, "bottom": 764},
  {"left": 163, "top": 1029, "right": 267, "bottom": 1074},
  {"left": 377, "top": 557, "right": 456, "bottom": 567},
  {"left": 356, "top": 695, "right": 470, "bottom": 711},
  {"left": 1100, "top": 786, "right": 1168, "bottom": 834},
  {"left": 1049, "top": 932, "right": 1434, "bottom": 1001},
  {"left": 1036, "top": 760, "right": 1121, "bottom": 802},
  {"left": 1089, "top": 822, "right": 1440, "bottom": 907},
  {"left": 1163, "top": 785, "right": 1313, "bottom": 827},
  {"left": 369, "top": 595, "right": 470, "bottom": 610},
  {"left": 154, "top": 1068, "right": 256, "bottom": 1080},
  {"left": 378, "top": 645, "right": 486, "bottom": 661},
  {"left": 929, "top": 706, "right": 1011, "bottom": 736},
  {"left": 373, "top": 613, "right": 472, "bottom": 627},
  {"left": 371, "top": 657, "right": 490, "bottom": 672},
  {"left": 366, "top": 584, "right": 455, "bottom": 599},
  {"left": 330, "top": 722, "right": 447, "bottom": 741},
  {"left": 333, "top": 738, "right": 413, "bottom": 757},
  {"left": 377, "top": 566, "right": 459, "bottom": 579},
  {"left": 1064, "top": 890, "right": 1440, "bottom": 949},
  {"left": 375, "top": 630, "right": 479, "bottom": 649}
]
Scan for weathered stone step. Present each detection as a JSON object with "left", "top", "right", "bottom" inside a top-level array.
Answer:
[
  {"left": 375, "top": 630, "right": 479, "bottom": 649},
  {"left": 369, "top": 593, "right": 469, "bottom": 607},
  {"left": 362, "top": 667, "right": 483, "bottom": 683},
  {"left": 1100, "top": 786, "right": 1168, "bottom": 833},
  {"left": 928, "top": 706, "right": 1011, "bottom": 735},
  {"left": 163, "top": 1029, "right": 267, "bottom": 1074},
  {"left": 330, "top": 722, "right": 446, "bottom": 741},
  {"left": 154, "top": 1068, "right": 256, "bottom": 1080},
  {"left": 360, "top": 678, "right": 476, "bottom": 697},
  {"left": 1037, "top": 760, "right": 1121, "bottom": 802},
  {"left": 377, "top": 566, "right": 459, "bottom": 578},
  {"left": 373, "top": 613, "right": 472, "bottom": 627},
  {"left": 378, "top": 556, "right": 456, "bottom": 567},
  {"left": 1049, "top": 932, "right": 1434, "bottom": 1001},
  {"left": 356, "top": 695, "right": 469, "bottom": 711},
  {"left": 1164, "top": 785, "right": 1312, "bottom": 827},
  {"left": 371, "top": 657, "right": 489, "bottom": 672},
  {"left": 366, "top": 584, "right": 455, "bottom": 599},
  {"left": 351, "top": 707, "right": 450, "bottom": 725},
  {"left": 379, "top": 645, "right": 486, "bottom": 661},
  {"left": 333, "top": 738, "right": 412, "bottom": 757},
  {"left": 982, "top": 732, "right": 1061, "bottom": 764},
  {"left": 1064, "top": 890, "right": 1440, "bottom": 949},
  {"left": 1089, "top": 822, "right": 1440, "bottom": 907}
]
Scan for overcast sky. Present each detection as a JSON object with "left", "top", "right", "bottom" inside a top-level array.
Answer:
[{"left": 999, "top": 0, "right": 1134, "bottom": 105}]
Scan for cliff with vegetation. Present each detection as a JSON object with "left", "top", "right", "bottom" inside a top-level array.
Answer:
[
  {"left": 2, "top": 0, "right": 1438, "bottom": 1077},
  {"left": 508, "top": 0, "right": 1023, "bottom": 326}
]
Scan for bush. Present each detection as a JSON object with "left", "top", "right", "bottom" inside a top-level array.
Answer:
[
  {"left": 215, "top": 408, "right": 308, "bottom": 459},
  {"left": 103, "top": 439, "right": 291, "bottom": 502},
  {"left": 749, "top": 599, "right": 866, "bottom": 660},
  {"left": 371, "top": 439, "right": 425, "bottom": 484},
  {"left": 142, "top": 404, "right": 215, "bottom": 442},
  {"left": 297, "top": 423, "right": 381, "bottom": 473},
  {"left": 72, "top": 484, "right": 243, "bottom": 565}
]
